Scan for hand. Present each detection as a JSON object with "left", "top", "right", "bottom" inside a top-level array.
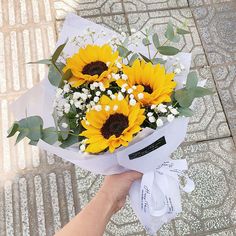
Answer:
[{"left": 98, "top": 171, "right": 142, "bottom": 214}]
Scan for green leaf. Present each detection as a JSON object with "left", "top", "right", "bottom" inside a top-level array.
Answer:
[
  {"left": 29, "top": 140, "right": 38, "bottom": 145},
  {"left": 52, "top": 42, "right": 67, "bottom": 63},
  {"left": 16, "top": 130, "right": 29, "bottom": 144},
  {"left": 27, "top": 59, "right": 51, "bottom": 65},
  {"left": 42, "top": 127, "right": 58, "bottom": 144},
  {"left": 117, "top": 46, "right": 131, "bottom": 58},
  {"left": 193, "top": 87, "right": 214, "bottom": 97},
  {"left": 18, "top": 116, "right": 43, "bottom": 141},
  {"left": 60, "top": 134, "right": 79, "bottom": 148},
  {"left": 139, "top": 53, "right": 151, "bottom": 62},
  {"left": 177, "top": 28, "right": 190, "bottom": 35},
  {"left": 186, "top": 71, "right": 198, "bottom": 89},
  {"left": 152, "top": 58, "right": 165, "bottom": 64},
  {"left": 142, "top": 38, "right": 151, "bottom": 46},
  {"left": 171, "top": 34, "right": 181, "bottom": 43},
  {"left": 165, "top": 21, "right": 175, "bottom": 41},
  {"left": 129, "top": 53, "right": 139, "bottom": 66},
  {"left": 7, "top": 122, "right": 19, "bottom": 138},
  {"left": 48, "top": 63, "right": 62, "bottom": 87},
  {"left": 152, "top": 33, "right": 160, "bottom": 49},
  {"left": 158, "top": 46, "right": 179, "bottom": 56},
  {"left": 174, "top": 89, "right": 194, "bottom": 108},
  {"left": 178, "top": 107, "right": 194, "bottom": 117}
]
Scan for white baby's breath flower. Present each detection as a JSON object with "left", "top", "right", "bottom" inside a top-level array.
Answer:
[
  {"left": 95, "top": 105, "right": 102, "bottom": 111},
  {"left": 151, "top": 105, "right": 157, "bottom": 110},
  {"left": 147, "top": 112, "right": 153, "bottom": 117},
  {"left": 129, "top": 99, "right": 136, "bottom": 106},
  {"left": 129, "top": 94, "right": 134, "bottom": 99},
  {"left": 110, "top": 94, "right": 116, "bottom": 100},
  {"left": 107, "top": 90, "right": 112, "bottom": 95},
  {"left": 63, "top": 84, "right": 70, "bottom": 93},
  {"left": 122, "top": 83, "right": 128, "bottom": 88},
  {"left": 74, "top": 101, "right": 81, "bottom": 108},
  {"left": 61, "top": 122, "right": 68, "bottom": 129},
  {"left": 90, "top": 84, "right": 95, "bottom": 90},
  {"left": 131, "top": 28, "right": 136, "bottom": 33},
  {"left": 90, "top": 101, "right": 95, "bottom": 107},
  {"left": 106, "top": 62, "right": 111, "bottom": 67},
  {"left": 95, "top": 91, "right": 101, "bottom": 96},
  {"left": 121, "top": 32, "right": 126, "bottom": 37},
  {"left": 105, "top": 105, "right": 110, "bottom": 111},
  {"left": 167, "top": 114, "right": 175, "bottom": 122},
  {"left": 73, "top": 92, "right": 81, "bottom": 100},
  {"left": 117, "top": 93, "right": 124, "bottom": 101},
  {"left": 85, "top": 121, "right": 90, "bottom": 125},
  {"left": 137, "top": 93, "right": 144, "bottom": 100},
  {"left": 156, "top": 118, "right": 164, "bottom": 127},
  {"left": 113, "top": 105, "right": 118, "bottom": 111},
  {"left": 80, "top": 144, "right": 86, "bottom": 152},
  {"left": 64, "top": 103, "right": 70, "bottom": 113},
  {"left": 112, "top": 73, "right": 120, "bottom": 80},
  {"left": 127, "top": 88, "right": 133, "bottom": 94},
  {"left": 121, "top": 74, "right": 128, "bottom": 80},
  {"left": 170, "top": 108, "right": 179, "bottom": 115},
  {"left": 132, "top": 85, "right": 137, "bottom": 90},
  {"left": 174, "top": 68, "right": 181, "bottom": 74},
  {"left": 121, "top": 87, "right": 126, "bottom": 93},
  {"left": 148, "top": 116, "right": 156, "bottom": 123},
  {"left": 80, "top": 93, "right": 87, "bottom": 101},
  {"left": 157, "top": 104, "right": 167, "bottom": 113},
  {"left": 94, "top": 96, "right": 99, "bottom": 103}
]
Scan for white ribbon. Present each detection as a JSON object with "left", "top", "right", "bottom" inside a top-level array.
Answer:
[{"left": 140, "top": 159, "right": 195, "bottom": 235}]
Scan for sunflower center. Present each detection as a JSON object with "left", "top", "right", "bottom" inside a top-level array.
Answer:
[
  {"left": 82, "top": 61, "right": 108, "bottom": 76},
  {"left": 101, "top": 113, "right": 129, "bottom": 139},
  {"left": 143, "top": 85, "right": 153, "bottom": 93}
]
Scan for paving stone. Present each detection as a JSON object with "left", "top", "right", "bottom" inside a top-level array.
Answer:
[
  {"left": 126, "top": 9, "right": 208, "bottom": 68},
  {"left": 188, "top": 0, "right": 232, "bottom": 7},
  {"left": 53, "top": 0, "right": 124, "bottom": 19},
  {"left": 212, "top": 64, "right": 236, "bottom": 144},
  {"left": 122, "top": 0, "right": 188, "bottom": 12},
  {"left": 192, "top": 1, "right": 236, "bottom": 65},
  {"left": 205, "top": 229, "right": 236, "bottom": 236},
  {"left": 186, "top": 67, "right": 230, "bottom": 142}
]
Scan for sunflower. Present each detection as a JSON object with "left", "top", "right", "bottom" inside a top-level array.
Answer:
[
  {"left": 80, "top": 95, "right": 145, "bottom": 153},
  {"left": 117, "top": 59, "right": 176, "bottom": 106},
  {"left": 63, "top": 44, "right": 119, "bottom": 88}
]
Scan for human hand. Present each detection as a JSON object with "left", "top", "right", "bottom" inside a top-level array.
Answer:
[{"left": 98, "top": 171, "right": 142, "bottom": 214}]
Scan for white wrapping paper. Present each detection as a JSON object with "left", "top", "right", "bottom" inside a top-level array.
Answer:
[{"left": 10, "top": 13, "right": 195, "bottom": 234}]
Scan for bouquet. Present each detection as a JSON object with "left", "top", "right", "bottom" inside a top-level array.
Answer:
[{"left": 7, "top": 14, "right": 212, "bottom": 234}]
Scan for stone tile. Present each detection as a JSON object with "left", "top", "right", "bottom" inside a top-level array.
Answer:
[
  {"left": 186, "top": 67, "right": 230, "bottom": 142},
  {"left": 192, "top": 2, "right": 236, "bottom": 65},
  {"left": 126, "top": 9, "right": 208, "bottom": 68},
  {"left": 53, "top": 0, "right": 124, "bottom": 20},
  {"left": 212, "top": 64, "right": 236, "bottom": 143},
  {"left": 189, "top": 0, "right": 232, "bottom": 7},
  {"left": 205, "top": 229, "right": 236, "bottom": 236},
  {"left": 123, "top": 0, "right": 188, "bottom": 12},
  {"left": 171, "top": 138, "right": 236, "bottom": 235}
]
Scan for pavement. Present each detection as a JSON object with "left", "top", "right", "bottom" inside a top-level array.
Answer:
[{"left": 0, "top": 0, "right": 236, "bottom": 235}]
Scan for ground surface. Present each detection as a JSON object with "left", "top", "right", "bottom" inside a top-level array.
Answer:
[{"left": 0, "top": 0, "right": 236, "bottom": 235}]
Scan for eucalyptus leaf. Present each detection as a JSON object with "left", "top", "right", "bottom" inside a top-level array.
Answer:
[
  {"left": 16, "top": 130, "right": 29, "bottom": 144},
  {"left": 52, "top": 42, "right": 67, "bottom": 63},
  {"left": 139, "top": 53, "right": 151, "bottom": 62},
  {"left": 178, "top": 107, "right": 194, "bottom": 117},
  {"left": 27, "top": 59, "right": 51, "bottom": 65},
  {"left": 186, "top": 71, "right": 198, "bottom": 89},
  {"left": 174, "top": 89, "right": 194, "bottom": 108},
  {"left": 165, "top": 21, "right": 175, "bottom": 41},
  {"left": 152, "top": 58, "right": 165, "bottom": 64},
  {"left": 29, "top": 140, "right": 38, "bottom": 145},
  {"left": 117, "top": 46, "right": 131, "bottom": 58},
  {"left": 42, "top": 127, "right": 58, "bottom": 144},
  {"left": 48, "top": 63, "right": 63, "bottom": 87},
  {"left": 171, "top": 34, "right": 181, "bottom": 43},
  {"left": 158, "top": 46, "right": 179, "bottom": 56},
  {"left": 193, "top": 87, "right": 213, "bottom": 97},
  {"left": 60, "top": 134, "right": 79, "bottom": 148},
  {"left": 152, "top": 33, "right": 160, "bottom": 49},
  {"left": 142, "top": 38, "right": 151, "bottom": 46},
  {"left": 177, "top": 28, "right": 190, "bottom": 35},
  {"left": 129, "top": 53, "right": 139, "bottom": 66},
  {"left": 18, "top": 116, "right": 43, "bottom": 141},
  {"left": 7, "top": 122, "right": 19, "bottom": 138}
]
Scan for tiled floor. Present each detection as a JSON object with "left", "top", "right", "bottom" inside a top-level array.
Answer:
[{"left": 0, "top": 0, "right": 236, "bottom": 235}]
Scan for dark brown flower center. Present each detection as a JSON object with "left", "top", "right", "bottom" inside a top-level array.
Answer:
[
  {"left": 82, "top": 61, "right": 108, "bottom": 76},
  {"left": 101, "top": 113, "right": 129, "bottom": 139},
  {"left": 143, "top": 85, "right": 153, "bottom": 93}
]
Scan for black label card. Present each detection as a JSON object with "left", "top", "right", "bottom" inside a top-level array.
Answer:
[{"left": 129, "top": 136, "right": 166, "bottom": 160}]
